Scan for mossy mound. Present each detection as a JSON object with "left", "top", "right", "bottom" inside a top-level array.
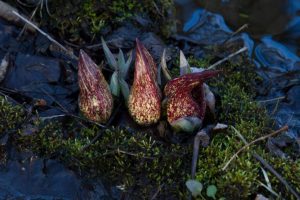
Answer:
[
  {"left": 0, "top": 96, "right": 26, "bottom": 165},
  {"left": 184, "top": 54, "right": 300, "bottom": 199},
  {"left": 0, "top": 97, "right": 25, "bottom": 135},
  {"left": 35, "top": 0, "right": 174, "bottom": 42},
  {"left": 15, "top": 121, "right": 192, "bottom": 198}
]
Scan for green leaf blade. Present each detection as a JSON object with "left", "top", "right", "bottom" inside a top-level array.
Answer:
[
  {"left": 110, "top": 72, "right": 120, "bottom": 96},
  {"left": 102, "top": 37, "right": 117, "bottom": 70},
  {"left": 119, "top": 78, "right": 130, "bottom": 104}
]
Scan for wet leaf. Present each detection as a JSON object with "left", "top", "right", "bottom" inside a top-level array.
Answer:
[
  {"left": 186, "top": 180, "right": 203, "bottom": 197},
  {"left": 170, "top": 117, "right": 202, "bottom": 133},
  {"left": 206, "top": 185, "right": 217, "bottom": 199}
]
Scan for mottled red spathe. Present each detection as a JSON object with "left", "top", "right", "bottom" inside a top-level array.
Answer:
[
  {"left": 128, "top": 39, "right": 161, "bottom": 125},
  {"left": 164, "top": 71, "right": 218, "bottom": 124},
  {"left": 78, "top": 50, "right": 113, "bottom": 123}
]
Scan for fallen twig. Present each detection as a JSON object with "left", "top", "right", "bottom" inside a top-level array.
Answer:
[
  {"left": 86, "top": 38, "right": 125, "bottom": 49},
  {"left": 222, "top": 125, "right": 288, "bottom": 171},
  {"left": 253, "top": 153, "right": 300, "bottom": 199},
  {"left": 80, "top": 103, "right": 122, "bottom": 151},
  {"left": 207, "top": 46, "right": 248, "bottom": 70},
  {"left": 222, "top": 24, "right": 248, "bottom": 44},
  {"left": 12, "top": 10, "right": 68, "bottom": 53},
  {"left": 258, "top": 96, "right": 285, "bottom": 103},
  {"left": 0, "top": 1, "right": 34, "bottom": 32},
  {"left": 100, "top": 148, "right": 154, "bottom": 160},
  {"left": 151, "top": 184, "right": 165, "bottom": 200},
  {"left": 41, "top": 88, "right": 69, "bottom": 113},
  {"left": 258, "top": 180, "right": 281, "bottom": 199},
  {"left": 16, "top": 5, "right": 38, "bottom": 40},
  {"left": 0, "top": 91, "right": 17, "bottom": 104},
  {"left": 271, "top": 97, "right": 283, "bottom": 116},
  {"left": 232, "top": 125, "right": 300, "bottom": 199},
  {"left": 40, "top": 114, "right": 66, "bottom": 121},
  {"left": 40, "top": 88, "right": 106, "bottom": 129}
]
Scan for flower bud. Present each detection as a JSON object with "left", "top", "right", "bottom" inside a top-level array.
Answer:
[
  {"left": 164, "top": 71, "right": 218, "bottom": 132},
  {"left": 78, "top": 50, "right": 113, "bottom": 123},
  {"left": 128, "top": 39, "right": 161, "bottom": 125}
]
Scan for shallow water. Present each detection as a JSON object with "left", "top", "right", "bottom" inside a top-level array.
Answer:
[
  {"left": 176, "top": 0, "right": 300, "bottom": 42},
  {"left": 175, "top": 0, "right": 300, "bottom": 138}
]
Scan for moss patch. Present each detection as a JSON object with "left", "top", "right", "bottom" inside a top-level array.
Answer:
[
  {"left": 0, "top": 96, "right": 25, "bottom": 136},
  {"left": 1, "top": 51, "right": 299, "bottom": 199},
  {"left": 36, "top": 0, "right": 174, "bottom": 42},
  {"left": 175, "top": 54, "right": 300, "bottom": 199},
  {"left": 15, "top": 121, "right": 192, "bottom": 198},
  {"left": 0, "top": 96, "right": 26, "bottom": 165}
]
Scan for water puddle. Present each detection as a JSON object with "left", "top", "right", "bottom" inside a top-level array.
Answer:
[{"left": 175, "top": 0, "right": 300, "bottom": 138}]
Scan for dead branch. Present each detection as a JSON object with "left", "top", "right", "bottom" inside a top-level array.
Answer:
[
  {"left": 207, "top": 46, "right": 248, "bottom": 70},
  {"left": 222, "top": 125, "right": 288, "bottom": 171},
  {"left": 253, "top": 153, "right": 300, "bottom": 199},
  {"left": 0, "top": 1, "right": 34, "bottom": 32},
  {"left": 12, "top": 10, "right": 69, "bottom": 53},
  {"left": 231, "top": 125, "right": 300, "bottom": 199}
]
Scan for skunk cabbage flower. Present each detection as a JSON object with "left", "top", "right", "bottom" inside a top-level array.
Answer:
[
  {"left": 164, "top": 71, "right": 218, "bottom": 132},
  {"left": 78, "top": 50, "right": 113, "bottom": 123},
  {"left": 128, "top": 39, "right": 161, "bottom": 125}
]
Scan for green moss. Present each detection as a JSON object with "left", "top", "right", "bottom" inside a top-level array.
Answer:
[
  {"left": 170, "top": 56, "right": 212, "bottom": 77},
  {"left": 0, "top": 96, "right": 25, "bottom": 135},
  {"left": 187, "top": 56, "right": 212, "bottom": 68},
  {"left": 172, "top": 54, "right": 299, "bottom": 199},
  {"left": 0, "top": 96, "right": 26, "bottom": 165},
  {"left": 266, "top": 157, "right": 300, "bottom": 199},
  {"left": 39, "top": 0, "right": 175, "bottom": 42},
  {"left": 16, "top": 121, "right": 192, "bottom": 198},
  {"left": 2, "top": 50, "right": 299, "bottom": 199}
]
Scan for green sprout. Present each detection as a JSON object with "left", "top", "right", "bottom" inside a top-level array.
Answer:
[{"left": 102, "top": 37, "right": 132, "bottom": 103}]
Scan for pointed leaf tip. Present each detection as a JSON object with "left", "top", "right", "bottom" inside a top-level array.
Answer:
[
  {"left": 161, "top": 49, "right": 172, "bottom": 81},
  {"left": 179, "top": 50, "right": 191, "bottom": 76},
  {"left": 110, "top": 72, "right": 120, "bottom": 96},
  {"left": 101, "top": 37, "right": 117, "bottom": 69}
]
